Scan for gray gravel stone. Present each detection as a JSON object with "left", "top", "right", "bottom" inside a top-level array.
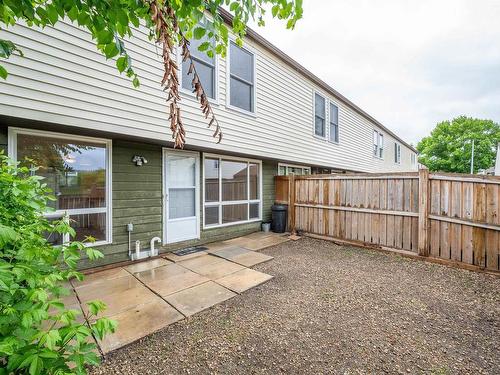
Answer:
[{"left": 90, "top": 238, "right": 500, "bottom": 375}]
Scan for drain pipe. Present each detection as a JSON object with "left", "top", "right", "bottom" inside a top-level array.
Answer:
[
  {"left": 150, "top": 237, "right": 162, "bottom": 257},
  {"left": 127, "top": 223, "right": 134, "bottom": 259}
]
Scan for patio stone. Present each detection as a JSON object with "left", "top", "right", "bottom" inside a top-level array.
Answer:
[
  {"left": 164, "top": 250, "right": 208, "bottom": 263},
  {"left": 81, "top": 285, "right": 158, "bottom": 319},
  {"left": 210, "top": 246, "right": 250, "bottom": 260},
  {"left": 98, "top": 298, "right": 183, "bottom": 354},
  {"left": 124, "top": 258, "right": 171, "bottom": 274},
  {"left": 183, "top": 258, "right": 246, "bottom": 280},
  {"left": 204, "top": 241, "right": 233, "bottom": 253},
  {"left": 177, "top": 254, "right": 223, "bottom": 269},
  {"left": 242, "top": 236, "right": 289, "bottom": 251},
  {"left": 229, "top": 251, "right": 274, "bottom": 267},
  {"left": 136, "top": 263, "right": 209, "bottom": 297},
  {"left": 73, "top": 267, "right": 130, "bottom": 288},
  {"left": 165, "top": 281, "right": 236, "bottom": 317},
  {"left": 215, "top": 268, "right": 273, "bottom": 294},
  {"left": 76, "top": 274, "right": 142, "bottom": 302}
]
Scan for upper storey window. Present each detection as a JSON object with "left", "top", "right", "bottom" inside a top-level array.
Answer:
[
  {"left": 229, "top": 42, "right": 255, "bottom": 112},
  {"left": 394, "top": 143, "right": 401, "bottom": 164},
  {"left": 329, "top": 103, "right": 339, "bottom": 143},
  {"left": 182, "top": 37, "right": 216, "bottom": 99},
  {"left": 314, "top": 93, "right": 326, "bottom": 137},
  {"left": 373, "top": 130, "right": 384, "bottom": 158}
]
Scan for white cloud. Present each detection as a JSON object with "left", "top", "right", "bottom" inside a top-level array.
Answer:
[{"left": 248, "top": 0, "right": 500, "bottom": 145}]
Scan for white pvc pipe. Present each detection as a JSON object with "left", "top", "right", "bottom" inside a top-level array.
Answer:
[{"left": 150, "top": 237, "right": 162, "bottom": 257}]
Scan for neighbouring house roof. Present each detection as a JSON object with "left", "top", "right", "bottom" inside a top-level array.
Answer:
[{"left": 218, "top": 8, "right": 418, "bottom": 154}]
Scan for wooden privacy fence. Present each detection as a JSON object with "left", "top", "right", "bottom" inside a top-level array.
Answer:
[{"left": 275, "top": 170, "right": 500, "bottom": 272}]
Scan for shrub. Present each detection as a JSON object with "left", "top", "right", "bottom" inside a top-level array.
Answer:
[{"left": 0, "top": 153, "right": 116, "bottom": 374}]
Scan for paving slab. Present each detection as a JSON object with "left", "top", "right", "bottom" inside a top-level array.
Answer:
[
  {"left": 73, "top": 268, "right": 129, "bottom": 288},
  {"left": 216, "top": 268, "right": 273, "bottom": 294},
  {"left": 210, "top": 246, "right": 251, "bottom": 260},
  {"left": 229, "top": 251, "right": 274, "bottom": 267},
  {"left": 98, "top": 298, "right": 183, "bottom": 354},
  {"left": 242, "top": 236, "right": 289, "bottom": 251},
  {"left": 164, "top": 250, "right": 208, "bottom": 263},
  {"left": 136, "top": 263, "right": 209, "bottom": 297},
  {"left": 82, "top": 285, "right": 158, "bottom": 319},
  {"left": 183, "top": 258, "right": 246, "bottom": 280},
  {"left": 165, "top": 281, "right": 236, "bottom": 317},
  {"left": 204, "top": 241, "right": 234, "bottom": 253},
  {"left": 124, "top": 258, "right": 171, "bottom": 274},
  {"left": 177, "top": 254, "right": 223, "bottom": 269},
  {"left": 76, "top": 274, "right": 142, "bottom": 302}
]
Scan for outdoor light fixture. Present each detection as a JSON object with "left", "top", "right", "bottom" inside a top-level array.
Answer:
[{"left": 132, "top": 155, "right": 148, "bottom": 166}]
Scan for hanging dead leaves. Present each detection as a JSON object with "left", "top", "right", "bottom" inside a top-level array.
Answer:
[{"left": 149, "top": 0, "right": 222, "bottom": 149}]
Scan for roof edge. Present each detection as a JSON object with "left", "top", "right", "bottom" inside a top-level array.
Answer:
[{"left": 218, "top": 8, "right": 418, "bottom": 153}]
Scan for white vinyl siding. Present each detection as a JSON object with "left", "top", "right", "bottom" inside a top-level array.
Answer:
[{"left": 0, "top": 20, "right": 417, "bottom": 173}]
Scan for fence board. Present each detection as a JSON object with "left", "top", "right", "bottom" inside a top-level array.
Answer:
[{"left": 275, "top": 170, "right": 500, "bottom": 272}]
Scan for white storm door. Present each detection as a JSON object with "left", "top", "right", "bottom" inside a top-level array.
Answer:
[{"left": 163, "top": 150, "right": 200, "bottom": 244}]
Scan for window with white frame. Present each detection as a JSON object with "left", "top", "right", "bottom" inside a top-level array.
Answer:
[
  {"left": 8, "top": 128, "right": 112, "bottom": 245},
  {"left": 229, "top": 41, "right": 255, "bottom": 112},
  {"left": 411, "top": 153, "right": 416, "bottom": 166},
  {"left": 181, "top": 35, "right": 216, "bottom": 99},
  {"left": 277, "top": 163, "right": 311, "bottom": 176},
  {"left": 314, "top": 93, "right": 326, "bottom": 137},
  {"left": 373, "top": 130, "right": 384, "bottom": 158},
  {"left": 204, "top": 155, "right": 261, "bottom": 227},
  {"left": 329, "top": 102, "right": 339, "bottom": 143},
  {"left": 394, "top": 143, "right": 401, "bottom": 164}
]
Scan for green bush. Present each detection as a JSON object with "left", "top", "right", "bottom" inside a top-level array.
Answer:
[{"left": 0, "top": 153, "right": 116, "bottom": 374}]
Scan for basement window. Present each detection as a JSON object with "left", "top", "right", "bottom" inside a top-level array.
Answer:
[
  {"left": 277, "top": 163, "right": 311, "bottom": 176},
  {"left": 203, "top": 154, "right": 262, "bottom": 228},
  {"left": 8, "top": 128, "right": 112, "bottom": 246}
]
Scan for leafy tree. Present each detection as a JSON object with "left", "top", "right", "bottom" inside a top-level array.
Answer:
[
  {"left": 0, "top": 0, "right": 303, "bottom": 147},
  {"left": 417, "top": 116, "right": 500, "bottom": 173},
  {"left": 0, "top": 153, "right": 116, "bottom": 375}
]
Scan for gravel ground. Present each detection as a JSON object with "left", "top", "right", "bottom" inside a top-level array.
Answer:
[{"left": 90, "top": 238, "right": 500, "bottom": 375}]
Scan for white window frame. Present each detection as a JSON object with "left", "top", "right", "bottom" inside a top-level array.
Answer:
[
  {"left": 329, "top": 102, "right": 339, "bottom": 144},
  {"left": 395, "top": 143, "right": 402, "bottom": 164},
  {"left": 202, "top": 153, "right": 262, "bottom": 229},
  {"left": 373, "top": 130, "right": 384, "bottom": 159},
  {"left": 277, "top": 163, "right": 311, "bottom": 176},
  {"left": 313, "top": 92, "right": 327, "bottom": 139},
  {"left": 226, "top": 40, "right": 257, "bottom": 116},
  {"left": 411, "top": 153, "right": 417, "bottom": 166},
  {"left": 178, "top": 35, "right": 219, "bottom": 104},
  {"left": 8, "top": 127, "right": 113, "bottom": 247}
]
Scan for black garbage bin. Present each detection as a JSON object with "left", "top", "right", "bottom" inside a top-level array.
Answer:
[{"left": 271, "top": 204, "right": 288, "bottom": 233}]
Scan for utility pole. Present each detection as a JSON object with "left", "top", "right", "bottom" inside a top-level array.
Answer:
[{"left": 470, "top": 139, "right": 475, "bottom": 174}]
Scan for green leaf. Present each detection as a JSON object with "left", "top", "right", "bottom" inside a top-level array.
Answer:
[
  {"left": 104, "top": 43, "right": 119, "bottom": 59},
  {"left": 29, "top": 355, "right": 42, "bottom": 375},
  {"left": 96, "top": 29, "right": 114, "bottom": 45},
  {"left": 116, "top": 9, "right": 129, "bottom": 27},
  {"left": 0, "top": 65, "right": 7, "bottom": 80},
  {"left": 193, "top": 27, "right": 206, "bottom": 40},
  {"left": 116, "top": 56, "right": 127, "bottom": 73},
  {"left": 67, "top": 6, "right": 78, "bottom": 22},
  {"left": 0, "top": 224, "right": 18, "bottom": 246},
  {"left": 46, "top": 5, "right": 59, "bottom": 25}
]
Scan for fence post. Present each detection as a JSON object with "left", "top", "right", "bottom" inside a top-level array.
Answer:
[
  {"left": 418, "top": 168, "right": 430, "bottom": 256},
  {"left": 289, "top": 173, "right": 296, "bottom": 235}
]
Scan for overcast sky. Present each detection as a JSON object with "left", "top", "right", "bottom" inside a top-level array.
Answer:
[{"left": 248, "top": 0, "right": 500, "bottom": 146}]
